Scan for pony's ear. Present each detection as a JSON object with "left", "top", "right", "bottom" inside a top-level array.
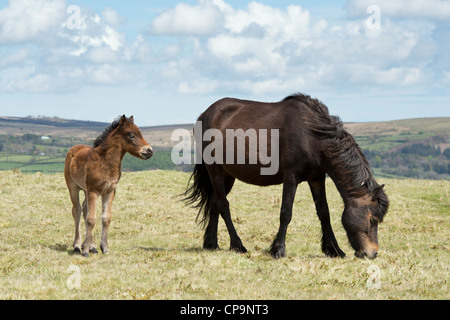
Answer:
[
  {"left": 129, "top": 115, "right": 134, "bottom": 124},
  {"left": 372, "top": 184, "right": 385, "bottom": 201}
]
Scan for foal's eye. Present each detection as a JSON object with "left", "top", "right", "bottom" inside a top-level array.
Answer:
[{"left": 128, "top": 133, "right": 136, "bottom": 140}]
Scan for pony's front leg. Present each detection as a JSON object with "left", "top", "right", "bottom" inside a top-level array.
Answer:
[
  {"left": 100, "top": 189, "right": 115, "bottom": 254},
  {"left": 82, "top": 191, "right": 98, "bottom": 257},
  {"left": 308, "top": 178, "right": 345, "bottom": 258},
  {"left": 269, "top": 174, "right": 298, "bottom": 259}
]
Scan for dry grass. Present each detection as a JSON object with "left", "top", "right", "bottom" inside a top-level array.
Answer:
[{"left": 0, "top": 170, "right": 448, "bottom": 300}]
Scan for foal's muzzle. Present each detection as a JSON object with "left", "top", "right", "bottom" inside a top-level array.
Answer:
[{"left": 141, "top": 146, "right": 153, "bottom": 159}]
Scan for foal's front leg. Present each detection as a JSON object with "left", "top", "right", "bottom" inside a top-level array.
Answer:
[
  {"left": 82, "top": 191, "right": 98, "bottom": 257},
  {"left": 100, "top": 189, "right": 115, "bottom": 254}
]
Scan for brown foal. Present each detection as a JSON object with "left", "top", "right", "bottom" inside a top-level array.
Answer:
[{"left": 64, "top": 115, "right": 153, "bottom": 257}]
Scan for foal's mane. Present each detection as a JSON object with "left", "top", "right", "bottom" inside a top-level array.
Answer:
[
  {"left": 93, "top": 117, "right": 122, "bottom": 148},
  {"left": 284, "top": 94, "right": 379, "bottom": 196}
]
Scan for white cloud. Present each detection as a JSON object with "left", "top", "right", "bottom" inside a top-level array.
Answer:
[
  {"left": 0, "top": 0, "right": 137, "bottom": 93},
  {"left": 147, "top": 0, "right": 435, "bottom": 95},
  {"left": 443, "top": 71, "right": 450, "bottom": 84},
  {"left": 0, "top": 48, "right": 30, "bottom": 68},
  {"left": 124, "top": 35, "right": 153, "bottom": 63},
  {"left": 87, "top": 47, "right": 118, "bottom": 63},
  {"left": 345, "top": 0, "right": 450, "bottom": 20},
  {"left": 178, "top": 79, "right": 218, "bottom": 94},
  {"left": 102, "top": 7, "right": 125, "bottom": 27},
  {"left": 5, "top": 73, "right": 52, "bottom": 92},
  {"left": 150, "top": 0, "right": 224, "bottom": 35},
  {"left": 0, "top": 0, "right": 66, "bottom": 44},
  {"left": 0, "top": 0, "right": 447, "bottom": 99},
  {"left": 65, "top": 15, "right": 125, "bottom": 53},
  {"left": 90, "top": 64, "right": 125, "bottom": 85}
]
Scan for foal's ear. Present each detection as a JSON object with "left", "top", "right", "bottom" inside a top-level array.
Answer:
[
  {"left": 129, "top": 115, "right": 134, "bottom": 124},
  {"left": 119, "top": 115, "right": 127, "bottom": 126},
  {"left": 371, "top": 184, "right": 385, "bottom": 201}
]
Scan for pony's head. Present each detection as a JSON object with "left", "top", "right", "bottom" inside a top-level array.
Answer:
[
  {"left": 117, "top": 115, "right": 153, "bottom": 160},
  {"left": 342, "top": 184, "right": 389, "bottom": 259}
]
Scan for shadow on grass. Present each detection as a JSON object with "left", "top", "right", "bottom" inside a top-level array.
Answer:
[
  {"left": 135, "top": 246, "right": 205, "bottom": 254},
  {"left": 48, "top": 243, "right": 69, "bottom": 252},
  {"left": 47, "top": 243, "right": 83, "bottom": 256},
  {"left": 136, "top": 246, "right": 281, "bottom": 260}
]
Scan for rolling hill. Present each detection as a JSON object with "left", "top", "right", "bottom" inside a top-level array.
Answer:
[{"left": 0, "top": 115, "right": 449, "bottom": 179}]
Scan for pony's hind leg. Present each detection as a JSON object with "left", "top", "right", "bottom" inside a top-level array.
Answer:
[
  {"left": 203, "top": 174, "right": 235, "bottom": 250},
  {"left": 203, "top": 197, "right": 220, "bottom": 250},
  {"left": 208, "top": 165, "right": 246, "bottom": 253}
]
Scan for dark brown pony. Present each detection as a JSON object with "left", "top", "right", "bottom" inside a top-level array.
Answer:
[
  {"left": 64, "top": 115, "right": 153, "bottom": 257},
  {"left": 184, "top": 94, "right": 389, "bottom": 259}
]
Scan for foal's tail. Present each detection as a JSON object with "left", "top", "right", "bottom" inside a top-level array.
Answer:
[{"left": 182, "top": 163, "right": 214, "bottom": 229}]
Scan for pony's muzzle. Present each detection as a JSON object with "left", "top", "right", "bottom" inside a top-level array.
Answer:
[
  {"left": 355, "top": 246, "right": 378, "bottom": 260},
  {"left": 141, "top": 146, "right": 153, "bottom": 159}
]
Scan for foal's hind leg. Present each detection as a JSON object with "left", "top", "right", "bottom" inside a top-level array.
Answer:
[
  {"left": 68, "top": 183, "right": 82, "bottom": 254},
  {"left": 100, "top": 189, "right": 115, "bottom": 254},
  {"left": 308, "top": 177, "right": 345, "bottom": 258},
  {"left": 82, "top": 190, "right": 99, "bottom": 257}
]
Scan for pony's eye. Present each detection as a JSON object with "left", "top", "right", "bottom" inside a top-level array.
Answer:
[{"left": 128, "top": 133, "right": 136, "bottom": 140}]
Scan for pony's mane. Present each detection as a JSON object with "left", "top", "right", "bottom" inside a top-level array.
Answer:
[
  {"left": 284, "top": 93, "right": 388, "bottom": 218},
  {"left": 93, "top": 117, "right": 122, "bottom": 148}
]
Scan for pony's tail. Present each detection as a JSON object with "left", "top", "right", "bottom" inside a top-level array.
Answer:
[{"left": 182, "top": 163, "right": 214, "bottom": 229}]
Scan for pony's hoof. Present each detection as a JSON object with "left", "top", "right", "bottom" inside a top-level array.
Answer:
[
  {"left": 270, "top": 250, "right": 286, "bottom": 259},
  {"left": 323, "top": 244, "right": 346, "bottom": 258},
  {"left": 231, "top": 243, "right": 247, "bottom": 253},
  {"left": 100, "top": 245, "right": 108, "bottom": 254},
  {"left": 89, "top": 248, "right": 98, "bottom": 254},
  {"left": 81, "top": 252, "right": 89, "bottom": 258},
  {"left": 203, "top": 241, "right": 220, "bottom": 251},
  {"left": 73, "top": 247, "right": 82, "bottom": 255},
  {"left": 269, "top": 244, "right": 286, "bottom": 259}
]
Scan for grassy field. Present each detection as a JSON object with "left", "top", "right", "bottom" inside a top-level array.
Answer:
[
  {"left": 0, "top": 170, "right": 448, "bottom": 300},
  {"left": 0, "top": 154, "right": 65, "bottom": 173}
]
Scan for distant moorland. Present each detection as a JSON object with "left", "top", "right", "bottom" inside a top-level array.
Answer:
[{"left": 0, "top": 115, "right": 448, "bottom": 180}]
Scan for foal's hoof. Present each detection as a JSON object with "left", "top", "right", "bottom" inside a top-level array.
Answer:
[
  {"left": 82, "top": 252, "right": 89, "bottom": 258},
  {"left": 73, "top": 247, "right": 82, "bottom": 255},
  {"left": 100, "top": 245, "right": 108, "bottom": 254},
  {"left": 89, "top": 248, "right": 98, "bottom": 254}
]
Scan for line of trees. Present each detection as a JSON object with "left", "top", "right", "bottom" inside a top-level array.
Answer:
[
  {"left": 364, "top": 143, "right": 450, "bottom": 180},
  {"left": 1, "top": 133, "right": 449, "bottom": 180}
]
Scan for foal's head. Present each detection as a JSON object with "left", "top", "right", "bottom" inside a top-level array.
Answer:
[
  {"left": 117, "top": 115, "right": 153, "bottom": 159},
  {"left": 342, "top": 184, "right": 389, "bottom": 259}
]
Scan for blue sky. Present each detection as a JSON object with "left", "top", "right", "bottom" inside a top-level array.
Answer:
[{"left": 0, "top": 0, "right": 449, "bottom": 126}]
